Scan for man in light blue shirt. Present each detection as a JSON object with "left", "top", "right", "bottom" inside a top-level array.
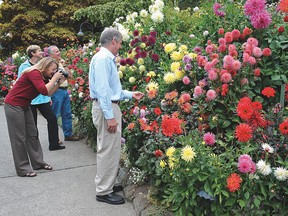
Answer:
[
  {"left": 89, "top": 27, "right": 144, "bottom": 205},
  {"left": 18, "top": 45, "right": 65, "bottom": 151}
]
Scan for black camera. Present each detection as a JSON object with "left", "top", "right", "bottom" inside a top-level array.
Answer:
[{"left": 58, "top": 68, "right": 69, "bottom": 78}]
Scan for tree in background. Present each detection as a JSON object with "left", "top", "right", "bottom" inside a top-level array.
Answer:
[
  {"left": 0, "top": 0, "right": 95, "bottom": 57},
  {"left": 73, "top": 0, "right": 151, "bottom": 33}
]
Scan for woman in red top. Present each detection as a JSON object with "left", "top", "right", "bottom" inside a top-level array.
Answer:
[{"left": 4, "top": 57, "right": 66, "bottom": 177}]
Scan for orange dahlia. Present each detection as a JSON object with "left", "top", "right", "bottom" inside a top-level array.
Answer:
[
  {"left": 279, "top": 0, "right": 288, "bottom": 13},
  {"left": 227, "top": 173, "right": 242, "bottom": 192}
]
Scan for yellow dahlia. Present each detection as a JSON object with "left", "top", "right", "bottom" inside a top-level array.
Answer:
[
  {"left": 164, "top": 72, "right": 176, "bottom": 84},
  {"left": 179, "top": 45, "right": 188, "bottom": 52},
  {"left": 170, "top": 62, "right": 181, "bottom": 72},
  {"left": 170, "top": 51, "right": 183, "bottom": 61},
  {"left": 137, "top": 58, "right": 144, "bottom": 65},
  {"left": 166, "top": 146, "right": 176, "bottom": 157},
  {"left": 159, "top": 160, "right": 166, "bottom": 168},
  {"left": 147, "top": 81, "right": 159, "bottom": 91},
  {"left": 119, "top": 65, "right": 126, "bottom": 71},
  {"left": 181, "top": 146, "right": 196, "bottom": 162},
  {"left": 174, "top": 69, "right": 185, "bottom": 80},
  {"left": 164, "top": 43, "right": 177, "bottom": 53},
  {"left": 146, "top": 71, "right": 156, "bottom": 77}
]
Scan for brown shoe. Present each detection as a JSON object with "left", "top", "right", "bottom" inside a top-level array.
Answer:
[{"left": 64, "top": 135, "right": 80, "bottom": 141}]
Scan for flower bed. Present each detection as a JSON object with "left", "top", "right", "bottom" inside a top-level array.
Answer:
[{"left": 3, "top": 0, "right": 287, "bottom": 214}]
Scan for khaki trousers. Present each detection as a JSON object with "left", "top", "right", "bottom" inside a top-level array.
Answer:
[
  {"left": 4, "top": 104, "right": 44, "bottom": 176},
  {"left": 92, "top": 101, "right": 122, "bottom": 195}
]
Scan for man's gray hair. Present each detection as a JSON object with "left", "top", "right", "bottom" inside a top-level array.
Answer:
[
  {"left": 100, "top": 27, "right": 122, "bottom": 47},
  {"left": 47, "top": 45, "right": 58, "bottom": 55}
]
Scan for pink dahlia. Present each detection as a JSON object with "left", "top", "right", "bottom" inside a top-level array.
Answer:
[
  {"left": 203, "top": 132, "right": 216, "bottom": 145},
  {"left": 224, "top": 32, "right": 233, "bottom": 43},
  {"left": 182, "top": 76, "right": 191, "bottom": 85},
  {"left": 247, "top": 37, "right": 259, "bottom": 47},
  {"left": 233, "top": 60, "right": 242, "bottom": 71},
  {"left": 253, "top": 47, "right": 263, "bottom": 58},
  {"left": 231, "top": 29, "right": 241, "bottom": 40},
  {"left": 262, "top": 48, "right": 272, "bottom": 56},
  {"left": 248, "top": 56, "right": 257, "bottom": 65},
  {"left": 208, "top": 70, "right": 218, "bottom": 81},
  {"left": 244, "top": 0, "right": 266, "bottom": 16},
  {"left": 193, "top": 86, "right": 203, "bottom": 98},
  {"left": 218, "top": 37, "right": 226, "bottom": 45},
  {"left": 250, "top": 11, "right": 272, "bottom": 29},
  {"left": 239, "top": 154, "right": 252, "bottom": 161},
  {"left": 206, "top": 89, "right": 217, "bottom": 101},
  {"left": 238, "top": 158, "right": 252, "bottom": 173},
  {"left": 221, "top": 73, "right": 232, "bottom": 83},
  {"left": 223, "top": 55, "right": 234, "bottom": 65}
]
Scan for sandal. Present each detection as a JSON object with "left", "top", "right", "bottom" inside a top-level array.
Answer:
[
  {"left": 36, "top": 163, "right": 53, "bottom": 170},
  {"left": 24, "top": 171, "right": 37, "bottom": 177}
]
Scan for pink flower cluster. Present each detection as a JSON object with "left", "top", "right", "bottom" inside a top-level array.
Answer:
[
  {"left": 242, "top": 37, "right": 272, "bottom": 65},
  {"left": 244, "top": 0, "right": 271, "bottom": 29},
  {"left": 237, "top": 154, "right": 256, "bottom": 174},
  {"left": 193, "top": 27, "right": 271, "bottom": 101},
  {"left": 213, "top": 3, "right": 225, "bottom": 17}
]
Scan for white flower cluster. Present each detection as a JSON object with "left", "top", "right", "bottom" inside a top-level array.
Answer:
[
  {"left": 116, "top": 23, "right": 130, "bottom": 42},
  {"left": 256, "top": 159, "right": 288, "bottom": 181},
  {"left": 128, "top": 167, "right": 144, "bottom": 185},
  {"left": 149, "top": 0, "right": 165, "bottom": 23},
  {"left": 113, "top": 0, "right": 166, "bottom": 40}
]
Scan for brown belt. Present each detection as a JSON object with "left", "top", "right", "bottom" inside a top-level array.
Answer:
[
  {"left": 59, "top": 87, "right": 68, "bottom": 90},
  {"left": 92, "top": 98, "right": 119, "bottom": 104}
]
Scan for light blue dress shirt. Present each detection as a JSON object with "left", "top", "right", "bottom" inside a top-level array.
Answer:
[
  {"left": 89, "top": 47, "right": 133, "bottom": 119},
  {"left": 18, "top": 59, "right": 51, "bottom": 105}
]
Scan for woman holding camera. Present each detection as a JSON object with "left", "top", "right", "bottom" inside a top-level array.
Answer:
[{"left": 4, "top": 57, "right": 66, "bottom": 177}]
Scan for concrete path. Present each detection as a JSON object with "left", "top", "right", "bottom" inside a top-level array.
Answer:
[{"left": 0, "top": 104, "right": 136, "bottom": 216}]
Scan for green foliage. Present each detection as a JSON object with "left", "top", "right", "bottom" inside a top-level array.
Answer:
[
  {"left": 0, "top": 0, "right": 95, "bottom": 57},
  {"left": 73, "top": 0, "right": 151, "bottom": 29}
]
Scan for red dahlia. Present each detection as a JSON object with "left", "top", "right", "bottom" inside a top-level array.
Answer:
[{"left": 235, "top": 123, "right": 253, "bottom": 142}]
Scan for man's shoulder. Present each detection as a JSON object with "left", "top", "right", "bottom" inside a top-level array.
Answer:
[
  {"left": 92, "top": 51, "right": 110, "bottom": 62},
  {"left": 19, "top": 59, "right": 31, "bottom": 68}
]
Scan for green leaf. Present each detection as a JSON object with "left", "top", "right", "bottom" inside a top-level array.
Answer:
[
  {"left": 204, "top": 181, "right": 213, "bottom": 197},
  {"left": 260, "top": 184, "right": 267, "bottom": 199},
  {"left": 271, "top": 75, "right": 281, "bottom": 81},
  {"left": 221, "top": 190, "right": 229, "bottom": 197},
  {"left": 225, "top": 197, "right": 236, "bottom": 206},
  {"left": 155, "top": 179, "right": 161, "bottom": 186},
  {"left": 238, "top": 199, "right": 246, "bottom": 208},
  {"left": 222, "top": 120, "right": 231, "bottom": 128},
  {"left": 244, "top": 191, "right": 250, "bottom": 200},
  {"left": 281, "top": 75, "right": 287, "bottom": 83},
  {"left": 253, "top": 197, "right": 261, "bottom": 208}
]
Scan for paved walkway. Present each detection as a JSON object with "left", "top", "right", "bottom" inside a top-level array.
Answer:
[{"left": 0, "top": 104, "right": 136, "bottom": 216}]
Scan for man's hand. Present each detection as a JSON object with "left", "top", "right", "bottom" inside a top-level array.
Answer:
[
  {"left": 107, "top": 118, "right": 118, "bottom": 134},
  {"left": 132, "top": 91, "right": 144, "bottom": 101}
]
